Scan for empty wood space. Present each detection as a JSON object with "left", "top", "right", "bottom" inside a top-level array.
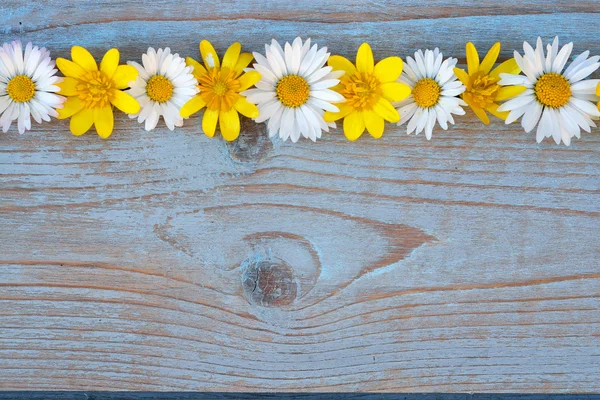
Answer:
[{"left": 0, "top": 0, "right": 599, "bottom": 393}]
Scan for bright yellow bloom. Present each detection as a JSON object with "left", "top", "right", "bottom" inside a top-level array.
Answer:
[
  {"left": 453, "top": 42, "right": 526, "bottom": 124},
  {"left": 55, "top": 46, "right": 140, "bottom": 138},
  {"left": 324, "top": 43, "right": 411, "bottom": 141},
  {"left": 180, "top": 40, "right": 261, "bottom": 141}
]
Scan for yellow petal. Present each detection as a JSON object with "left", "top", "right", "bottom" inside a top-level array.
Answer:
[
  {"left": 373, "top": 57, "right": 403, "bottom": 83},
  {"left": 186, "top": 57, "right": 207, "bottom": 77},
  {"left": 69, "top": 108, "right": 94, "bottom": 136},
  {"left": 596, "top": 83, "right": 600, "bottom": 97},
  {"left": 470, "top": 104, "right": 490, "bottom": 125},
  {"left": 234, "top": 52, "right": 254, "bottom": 73},
  {"left": 94, "top": 106, "right": 114, "bottom": 139},
  {"left": 453, "top": 67, "right": 470, "bottom": 88},
  {"left": 324, "top": 102, "right": 352, "bottom": 122},
  {"left": 364, "top": 110, "right": 384, "bottom": 139},
  {"left": 356, "top": 43, "right": 374, "bottom": 74},
  {"left": 328, "top": 55, "right": 356, "bottom": 76},
  {"left": 57, "top": 77, "right": 80, "bottom": 96},
  {"left": 112, "top": 65, "right": 138, "bottom": 89},
  {"left": 381, "top": 82, "right": 411, "bottom": 102},
  {"left": 71, "top": 46, "right": 97, "bottom": 72},
  {"left": 222, "top": 42, "right": 241, "bottom": 70},
  {"left": 56, "top": 58, "right": 86, "bottom": 79},
  {"left": 219, "top": 108, "right": 240, "bottom": 141},
  {"left": 480, "top": 42, "right": 500, "bottom": 74},
  {"left": 57, "top": 96, "right": 84, "bottom": 119},
  {"left": 110, "top": 90, "right": 140, "bottom": 114},
  {"left": 202, "top": 108, "right": 219, "bottom": 137},
  {"left": 466, "top": 42, "right": 480, "bottom": 76},
  {"left": 496, "top": 85, "right": 527, "bottom": 102},
  {"left": 485, "top": 103, "right": 510, "bottom": 121},
  {"left": 100, "top": 48, "right": 120, "bottom": 78},
  {"left": 234, "top": 97, "right": 259, "bottom": 119},
  {"left": 200, "top": 40, "right": 220, "bottom": 70},
  {"left": 343, "top": 111, "right": 365, "bottom": 141},
  {"left": 238, "top": 71, "right": 261, "bottom": 91},
  {"left": 490, "top": 58, "right": 520, "bottom": 79},
  {"left": 373, "top": 98, "right": 399, "bottom": 123},
  {"left": 180, "top": 96, "right": 207, "bottom": 118}
]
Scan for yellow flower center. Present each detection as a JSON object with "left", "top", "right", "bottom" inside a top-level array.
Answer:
[
  {"left": 7, "top": 75, "right": 36, "bottom": 103},
  {"left": 340, "top": 72, "right": 382, "bottom": 111},
  {"left": 197, "top": 67, "right": 241, "bottom": 111},
  {"left": 276, "top": 75, "right": 310, "bottom": 108},
  {"left": 77, "top": 70, "right": 115, "bottom": 108},
  {"left": 146, "top": 75, "right": 173, "bottom": 103},
  {"left": 412, "top": 78, "right": 441, "bottom": 108},
  {"left": 462, "top": 72, "right": 499, "bottom": 109},
  {"left": 535, "top": 73, "right": 571, "bottom": 108}
]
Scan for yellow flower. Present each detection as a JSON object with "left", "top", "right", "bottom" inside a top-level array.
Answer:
[
  {"left": 453, "top": 42, "right": 526, "bottom": 124},
  {"left": 324, "top": 43, "right": 411, "bottom": 141},
  {"left": 180, "top": 40, "right": 261, "bottom": 141},
  {"left": 55, "top": 46, "right": 140, "bottom": 138}
]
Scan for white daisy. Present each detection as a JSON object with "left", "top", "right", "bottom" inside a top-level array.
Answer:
[
  {"left": 127, "top": 47, "right": 198, "bottom": 131},
  {"left": 497, "top": 37, "right": 600, "bottom": 146},
  {"left": 0, "top": 41, "right": 64, "bottom": 134},
  {"left": 394, "top": 48, "right": 466, "bottom": 140},
  {"left": 242, "top": 37, "right": 345, "bottom": 143}
]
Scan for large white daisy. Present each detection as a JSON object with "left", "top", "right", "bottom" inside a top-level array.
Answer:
[
  {"left": 394, "top": 48, "right": 466, "bottom": 140},
  {"left": 127, "top": 47, "right": 198, "bottom": 131},
  {"left": 497, "top": 37, "right": 600, "bottom": 146},
  {"left": 242, "top": 37, "right": 345, "bottom": 143},
  {"left": 0, "top": 41, "right": 64, "bottom": 134}
]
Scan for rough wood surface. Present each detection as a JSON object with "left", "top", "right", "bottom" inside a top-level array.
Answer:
[{"left": 1, "top": 0, "right": 599, "bottom": 393}]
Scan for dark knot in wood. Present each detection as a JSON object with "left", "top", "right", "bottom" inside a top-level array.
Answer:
[
  {"left": 241, "top": 259, "right": 297, "bottom": 307},
  {"left": 225, "top": 117, "right": 272, "bottom": 164}
]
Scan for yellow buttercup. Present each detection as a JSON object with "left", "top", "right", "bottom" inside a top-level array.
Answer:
[
  {"left": 180, "top": 40, "right": 261, "bottom": 141},
  {"left": 324, "top": 43, "right": 411, "bottom": 141},
  {"left": 56, "top": 46, "right": 140, "bottom": 138}
]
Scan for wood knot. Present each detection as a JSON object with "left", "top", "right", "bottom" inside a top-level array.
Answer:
[
  {"left": 241, "top": 258, "right": 297, "bottom": 307},
  {"left": 224, "top": 117, "right": 272, "bottom": 163}
]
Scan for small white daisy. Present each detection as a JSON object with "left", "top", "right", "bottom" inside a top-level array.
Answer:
[
  {"left": 497, "top": 36, "right": 600, "bottom": 146},
  {"left": 0, "top": 40, "right": 64, "bottom": 134},
  {"left": 394, "top": 48, "right": 466, "bottom": 140},
  {"left": 242, "top": 37, "right": 345, "bottom": 143},
  {"left": 127, "top": 47, "right": 198, "bottom": 131}
]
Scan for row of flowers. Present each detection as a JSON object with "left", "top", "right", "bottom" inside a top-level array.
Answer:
[{"left": 1, "top": 37, "right": 599, "bottom": 146}]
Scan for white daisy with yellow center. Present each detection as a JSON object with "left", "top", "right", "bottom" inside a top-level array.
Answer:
[
  {"left": 242, "top": 37, "right": 345, "bottom": 142},
  {"left": 127, "top": 47, "right": 199, "bottom": 131},
  {"left": 498, "top": 37, "right": 600, "bottom": 146},
  {"left": 0, "top": 41, "right": 65, "bottom": 134},
  {"left": 394, "top": 48, "right": 466, "bottom": 140}
]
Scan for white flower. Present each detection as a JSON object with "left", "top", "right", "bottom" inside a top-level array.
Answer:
[
  {"left": 394, "top": 48, "right": 466, "bottom": 140},
  {"left": 127, "top": 47, "right": 198, "bottom": 131},
  {"left": 242, "top": 37, "right": 345, "bottom": 143},
  {"left": 0, "top": 41, "right": 64, "bottom": 134},
  {"left": 497, "top": 37, "right": 600, "bottom": 146}
]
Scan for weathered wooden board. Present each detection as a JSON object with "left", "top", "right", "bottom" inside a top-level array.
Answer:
[{"left": 0, "top": 0, "right": 599, "bottom": 393}]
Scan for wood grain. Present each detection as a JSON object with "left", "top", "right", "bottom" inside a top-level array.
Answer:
[{"left": 1, "top": 0, "right": 599, "bottom": 393}]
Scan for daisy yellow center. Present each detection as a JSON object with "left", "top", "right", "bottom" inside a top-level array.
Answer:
[
  {"left": 77, "top": 70, "right": 115, "bottom": 109},
  {"left": 198, "top": 67, "right": 240, "bottom": 112},
  {"left": 146, "top": 75, "right": 173, "bottom": 103},
  {"left": 7, "top": 75, "right": 35, "bottom": 103},
  {"left": 340, "top": 72, "right": 381, "bottom": 111},
  {"left": 463, "top": 72, "right": 499, "bottom": 109},
  {"left": 413, "top": 78, "right": 441, "bottom": 108},
  {"left": 276, "top": 75, "right": 310, "bottom": 108},
  {"left": 535, "top": 73, "right": 571, "bottom": 108}
]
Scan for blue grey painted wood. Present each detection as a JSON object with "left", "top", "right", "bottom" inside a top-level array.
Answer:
[{"left": 0, "top": 0, "right": 599, "bottom": 393}]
